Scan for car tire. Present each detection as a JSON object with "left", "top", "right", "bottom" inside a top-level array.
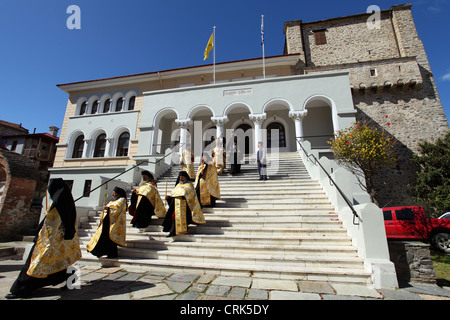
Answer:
[{"left": 432, "top": 233, "right": 450, "bottom": 253}]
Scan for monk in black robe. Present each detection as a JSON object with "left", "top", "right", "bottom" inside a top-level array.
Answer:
[
  {"left": 129, "top": 171, "right": 165, "bottom": 228},
  {"left": 162, "top": 171, "right": 205, "bottom": 237},
  {"left": 87, "top": 187, "right": 127, "bottom": 259},
  {"left": 6, "top": 178, "right": 81, "bottom": 299},
  {"left": 194, "top": 154, "right": 221, "bottom": 208}
]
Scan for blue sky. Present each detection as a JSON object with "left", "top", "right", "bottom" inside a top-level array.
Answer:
[{"left": 1, "top": 0, "right": 449, "bottom": 135}]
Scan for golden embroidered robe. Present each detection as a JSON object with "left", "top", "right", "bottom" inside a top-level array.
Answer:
[
  {"left": 130, "top": 182, "right": 165, "bottom": 228},
  {"left": 212, "top": 146, "right": 226, "bottom": 173},
  {"left": 164, "top": 182, "right": 205, "bottom": 235},
  {"left": 180, "top": 149, "right": 195, "bottom": 179},
  {"left": 87, "top": 197, "right": 127, "bottom": 253},
  {"left": 136, "top": 182, "right": 165, "bottom": 218},
  {"left": 194, "top": 163, "right": 221, "bottom": 206},
  {"left": 27, "top": 207, "right": 81, "bottom": 279}
]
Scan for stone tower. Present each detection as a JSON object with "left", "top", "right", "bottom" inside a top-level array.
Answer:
[{"left": 284, "top": 4, "right": 449, "bottom": 208}]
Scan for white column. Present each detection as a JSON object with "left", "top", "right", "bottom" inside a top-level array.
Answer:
[
  {"left": 175, "top": 119, "right": 192, "bottom": 153},
  {"left": 105, "top": 138, "right": 114, "bottom": 157},
  {"left": 290, "top": 110, "right": 308, "bottom": 150},
  {"left": 249, "top": 114, "right": 266, "bottom": 153},
  {"left": 82, "top": 139, "right": 91, "bottom": 158},
  {"left": 211, "top": 116, "right": 229, "bottom": 143}
]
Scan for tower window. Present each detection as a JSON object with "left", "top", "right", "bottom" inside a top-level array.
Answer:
[{"left": 314, "top": 30, "right": 327, "bottom": 45}]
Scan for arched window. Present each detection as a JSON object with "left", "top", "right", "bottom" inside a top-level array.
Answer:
[
  {"left": 128, "top": 96, "right": 136, "bottom": 111},
  {"left": 115, "top": 98, "right": 124, "bottom": 112},
  {"left": 91, "top": 101, "right": 99, "bottom": 115},
  {"left": 93, "top": 134, "right": 106, "bottom": 158},
  {"left": 116, "top": 132, "right": 130, "bottom": 157},
  {"left": 79, "top": 102, "right": 87, "bottom": 115},
  {"left": 103, "top": 99, "right": 111, "bottom": 113},
  {"left": 267, "top": 122, "right": 286, "bottom": 148},
  {"left": 72, "top": 135, "right": 85, "bottom": 158}
]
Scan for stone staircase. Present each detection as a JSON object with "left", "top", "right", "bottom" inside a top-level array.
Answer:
[{"left": 78, "top": 152, "right": 372, "bottom": 284}]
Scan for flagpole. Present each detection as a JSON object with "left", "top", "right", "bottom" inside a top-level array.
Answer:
[
  {"left": 261, "top": 15, "right": 266, "bottom": 79},
  {"left": 213, "top": 26, "right": 216, "bottom": 84}
]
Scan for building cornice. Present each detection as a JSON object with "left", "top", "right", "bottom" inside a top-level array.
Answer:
[{"left": 57, "top": 54, "right": 301, "bottom": 94}]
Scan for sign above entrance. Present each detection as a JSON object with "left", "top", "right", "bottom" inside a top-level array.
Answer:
[{"left": 223, "top": 88, "right": 253, "bottom": 97}]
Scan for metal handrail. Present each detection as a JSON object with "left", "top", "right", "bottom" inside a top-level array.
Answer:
[
  {"left": 74, "top": 161, "right": 146, "bottom": 202},
  {"left": 150, "top": 143, "right": 185, "bottom": 165},
  {"left": 295, "top": 138, "right": 361, "bottom": 225}
]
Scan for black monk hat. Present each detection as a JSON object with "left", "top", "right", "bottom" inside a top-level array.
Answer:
[
  {"left": 141, "top": 170, "right": 154, "bottom": 180},
  {"left": 113, "top": 186, "right": 127, "bottom": 198}
]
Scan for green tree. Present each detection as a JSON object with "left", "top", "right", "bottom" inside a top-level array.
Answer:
[
  {"left": 328, "top": 120, "right": 397, "bottom": 206},
  {"left": 410, "top": 130, "right": 450, "bottom": 218}
]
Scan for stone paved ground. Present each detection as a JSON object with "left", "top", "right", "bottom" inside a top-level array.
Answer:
[{"left": 1, "top": 258, "right": 449, "bottom": 303}]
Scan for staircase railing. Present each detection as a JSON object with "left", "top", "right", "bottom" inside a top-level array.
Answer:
[
  {"left": 74, "top": 145, "right": 184, "bottom": 202},
  {"left": 295, "top": 138, "right": 360, "bottom": 225}
]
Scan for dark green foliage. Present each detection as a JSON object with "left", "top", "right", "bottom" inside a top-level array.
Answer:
[{"left": 410, "top": 131, "right": 450, "bottom": 218}]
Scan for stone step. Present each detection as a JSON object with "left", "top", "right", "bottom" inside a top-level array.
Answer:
[
  {"left": 79, "top": 230, "right": 353, "bottom": 247},
  {"left": 87, "top": 215, "right": 342, "bottom": 228},
  {"left": 80, "top": 223, "right": 347, "bottom": 238},
  {"left": 80, "top": 244, "right": 364, "bottom": 269},
  {"left": 79, "top": 251, "right": 371, "bottom": 284},
  {"left": 120, "top": 239, "right": 358, "bottom": 257},
  {"left": 76, "top": 152, "right": 373, "bottom": 285}
]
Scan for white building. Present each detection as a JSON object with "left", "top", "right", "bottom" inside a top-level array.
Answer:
[{"left": 53, "top": 54, "right": 356, "bottom": 210}]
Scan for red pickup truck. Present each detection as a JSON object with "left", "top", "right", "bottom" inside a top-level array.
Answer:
[{"left": 383, "top": 206, "right": 450, "bottom": 253}]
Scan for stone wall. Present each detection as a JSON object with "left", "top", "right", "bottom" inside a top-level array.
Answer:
[
  {"left": 388, "top": 241, "right": 436, "bottom": 284},
  {"left": 285, "top": 4, "right": 449, "bottom": 208},
  {"left": 0, "top": 150, "right": 39, "bottom": 241}
]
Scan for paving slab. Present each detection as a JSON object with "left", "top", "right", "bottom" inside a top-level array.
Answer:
[
  {"left": 197, "top": 274, "right": 217, "bottom": 284},
  {"left": 100, "top": 292, "right": 132, "bottom": 300},
  {"left": 270, "top": 290, "right": 321, "bottom": 300},
  {"left": 131, "top": 283, "right": 174, "bottom": 300},
  {"left": 212, "top": 276, "right": 252, "bottom": 288},
  {"left": 331, "top": 283, "right": 383, "bottom": 299},
  {"left": 205, "top": 285, "right": 231, "bottom": 297},
  {"left": 167, "top": 273, "right": 199, "bottom": 283},
  {"left": 298, "top": 281, "right": 335, "bottom": 294},
  {"left": 80, "top": 272, "right": 107, "bottom": 283},
  {"left": 176, "top": 292, "right": 201, "bottom": 300},
  {"left": 166, "top": 280, "right": 192, "bottom": 293},
  {"left": 117, "top": 272, "right": 143, "bottom": 282},
  {"left": 404, "top": 283, "right": 450, "bottom": 298},
  {"left": 247, "top": 289, "right": 268, "bottom": 300},
  {"left": 252, "top": 279, "right": 298, "bottom": 291},
  {"left": 97, "top": 267, "right": 123, "bottom": 274},
  {"left": 379, "top": 288, "right": 424, "bottom": 300},
  {"left": 103, "top": 271, "right": 128, "bottom": 281},
  {"left": 321, "top": 294, "right": 365, "bottom": 300},
  {"left": 229, "top": 287, "right": 247, "bottom": 299},
  {"left": 189, "top": 283, "right": 207, "bottom": 293},
  {"left": 148, "top": 293, "right": 178, "bottom": 300}
]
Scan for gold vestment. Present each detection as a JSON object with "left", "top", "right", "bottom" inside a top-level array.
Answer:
[
  {"left": 194, "top": 163, "right": 221, "bottom": 206},
  {"left": 27, "top": 207, "right": 81, "bottom": 278},
  {"left": 137, "top": 182, "right": 165, "bottom": 218},
  {"left": 87, "top": 197, "right": 127, "bottom": 252},
  {"left": 169, "top": 183, "right": 205, "bottom": 235}
]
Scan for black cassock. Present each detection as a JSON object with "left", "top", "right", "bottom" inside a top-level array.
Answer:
[
  {"left": 88, "top": 210, "right": 118, "bottom": 258},
  {"left": 8, "top": 178, "right": 78, "bottom": 298},
  {"left": 129, "top": 192, "right": 155, "bottom": 228},
  {"left": 161, "top": 196, "right": 194, "bottom": 236}
]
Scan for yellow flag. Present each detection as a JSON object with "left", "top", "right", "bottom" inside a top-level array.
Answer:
[{"left": 204, "top": 32, "right": 214, "bottom": 60}]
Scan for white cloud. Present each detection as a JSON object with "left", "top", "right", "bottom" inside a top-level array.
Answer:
[{"left": 442, "top": 73, "right": 450, "bottom": 81}]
